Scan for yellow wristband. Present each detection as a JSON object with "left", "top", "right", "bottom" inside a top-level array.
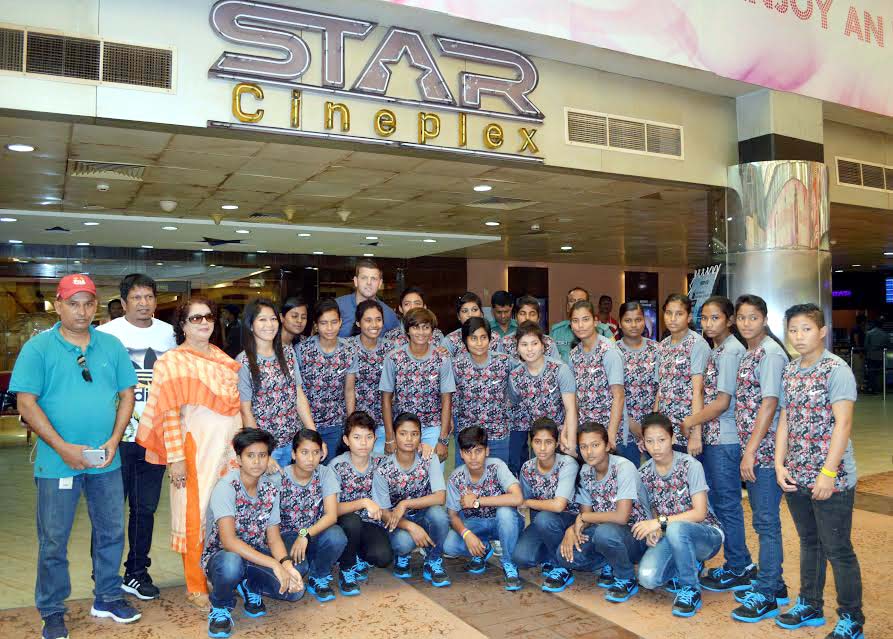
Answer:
[
  {"left": 820, "top": 467, "right": 837, "bottom": 479},
  {"left": 461, "top": 529, "right": 471, "bottom": 539}
]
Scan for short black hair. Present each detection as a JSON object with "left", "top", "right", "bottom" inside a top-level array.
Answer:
[
  {"left": 314, "top": 298, "right": 341, "bottom": 324},
  {"left": 107, "top": 298, "right": 122, "bottom": 311},
  {"left": 461, "top": 316, "right": 491, "bottom": 346},
  {"left": 233, "top": 427, "right": 275, "bottom": 456},
  {"left": 456, "top": 292, "right": 483, "bottom": 315},
  {"left": 785, "top": 302, "right": 825, "bottom": 328},
  {"left": 281, "top": 295, "right": 309, "bottom": 316},
  {"left": 514, "top": 295, "right": 541, "bottom": 317},
  {"left": 458, "top": 426, "right": 488, "bottom": 450},
  {"left": 119, "top": 273, "right": 157, "bottom": 300},
  {"left": 344, "top": 410, "right": 376, "bottom": 437},
  {"left": 394, "top": 412, "right": 421, "bottom": 432},
  {"left": 399, "top": 286, "right": 427, "bottom": 306},
  {"left": 529, "top": 417, "right": 559, "bottom": 442},
  {"left": 599, "top": 295, "right": 612, "bottom": 304},
  {"left": 292, "top": 428, "right": 323, "bottom": 451},
  {"left": 641, "top": 412, "right": 673, "bottom": 437},
  {"left": 491, "top": 290, "right": 513, "bottom": 307},
  {"left": 577, "top": 422, "right": 608, "bottom": 444}
]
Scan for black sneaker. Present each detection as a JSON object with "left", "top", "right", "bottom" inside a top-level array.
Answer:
[
  {"left": 502, "top": 562, "right": 522, "bottom": 591},
  {"left": 596, "top": 564, "right": 614, "bottom": 588},
  {"left": 353, "top": 555, "right": 371, "bottom": 582},
  {"left": 664, "top": 577, "right": 682, "bottom": 594},
  {"left": 41, "top": 612, "right": 68, "bottom": 639},
  {"left": 465, "top": 542, "right": 494, "bottom": 574},
  {"left": 825, "top": 614, "right": 864, "bottom": 639},
  {"left": 422, "top": 557, "right": 451, "bottom": 587},
  {"left": 121, "top": 572, "right": 160, "bottom": 600},
  {"left": 236, "top": 579, "right": 266, "bottom": 617},
  {"left": 731, "top": 591, "right": 779, "bottom": 623},
  {"left": 735, "top": 584, "right": 789, "bottom": 606},
  {"left": 307, "top": 575, "right": 336, "bottom": 602},
  {"left": 392, "top": 554, "right": 412, "bottom": 579},
  {"left": 540, "top": 562, "right": 555, "bottom": 578},
  {"left": 605, "top": 577, "right": 639, "bottom": 603},
  {"left": 776, "top": 598, "right": 826, "bottom": 630},
  {"left": 338, "top": 566, "right": 361, "bottom": 597},
  {"left": 701, "top": 564, "right": 757, "bottom": 592},
  {"left": 672, "top": 586, "right": 702, "bottom": 618},
  {"left": 207, "top": 606, "right": 233, "bottom": 638},
  {"left": 541, "top": 567, "right": 574, "bottom": 593}
]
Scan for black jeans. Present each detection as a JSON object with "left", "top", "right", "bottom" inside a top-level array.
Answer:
[
  {"left": 337, "top": 513, "right": 392, "bottom": 569},
  {"left": 785, "top": 487, "right": 863, "bottom": 622},
  {"left": 120, "top": 441, "right": 165, "bottom": 576}
]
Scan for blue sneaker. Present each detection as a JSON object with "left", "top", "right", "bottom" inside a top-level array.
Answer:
[
  {"left": 465, "top": 542, "right": 494, "bottom": 574},
  {"left": 605, "top": 577, "right": 639, "bottom": 603},
  {"left": 339, "top": 566, "right": 361, "bottom": 596},
  {"left": 207, "top": 606, "right": 233, "bottom": 638},
  {"left": 735, "top": 584, "right": 789, "bottom": 607},
  {"left": 701, "top": 564, "right": 757, "bottom": 592},
  {"left": 502, "top": 562, "right": 522, "bottom": 591},
  {"left": 306, "top": 575, "right": 336, "bottom": 602},
  {"left": 422, "top": 557, "right": 451, "bottom": 587},
  {"left": 393, "top": 554, "right": 412, "bottom": 579},
  {"left": 664, "top": 577, "right": 682, "bottom": 594},
  {"left": 732, "top": 591, "right": 779, "bottom": 623},
  {"left": 597, "top": 564, "right": 614, "bottom": 588},
  {"left": 41, "top": 613, "right": 68, "bottom": 639},
  {"left": 826, "top": 614, "right": 864, "bottom": 639},
  {"left": 236, "top": 579, "right": 266, "bottom": 617},
  {"left": 354, "top": 556, "right": 372, "bottom": 582},
  {"left": 541, "top": 567, "right": 574, "bottom": 593},
  {"left": 672, "top": 586, "right": 702, "bottom": 617},
  {"left": 776, "top": 598, "right": 826, "bottom": 630},
  {"left": 540, "top": 562, "right": 556, "bottom": 578},
  {"left": 90, "top": 599, "right": 141, "bottom": 623}
]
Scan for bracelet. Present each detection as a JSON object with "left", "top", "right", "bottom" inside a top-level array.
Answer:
[
  {"left": 278, "top": 556, "right": 292, "bottom": 564},
  {"left": 460, "top": 528, "right": 471, "bottom": 539},
  {"left": 385, "top": 439, "right": 395, "bottom": 445},
  {"left": 820, "top": 466, "right": 838, "bottom": 479}
]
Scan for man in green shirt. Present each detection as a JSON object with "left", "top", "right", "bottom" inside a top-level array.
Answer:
[
  {"left": 550, "top": 287, "right": 614, "bottom": 362},
  {"left": 489, "top": 290, "right": 517, "bottom": 338}
]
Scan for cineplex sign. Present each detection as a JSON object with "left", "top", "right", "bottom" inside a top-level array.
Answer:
[{"left": 207, "top": 0, "right": 544, "bottom": 162}]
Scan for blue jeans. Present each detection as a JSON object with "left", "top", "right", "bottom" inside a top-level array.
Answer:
[
  {"left": 271, "top": 444, "right": 293, "bottom": 469},
  {"left": 638, "top": 521, "right": 723, "bottom": 590},
  {"left": 282, "top": 525, "right": 347, "bottom": 579},
  {"left": 615, "top": 440, "right": 642, "bottom": 468},
  {"left": 421, "top": 425, "right": 440, "bottom": 450},
  {"left": 373, "top": 425, "right": 386, "bottom": 456},
  {"left": 701, "top": 444, "right": 752, "bottom": 572},
  {"left": 513, "top": 510, "right": 577, "bottom": 567},
  {"left": 556, "top": 522, "right": 646, "bottom": 580},
  {"left": 444, "top": 507, "right": 522, "bottom": 564},
  {"left": 36, "top": 470, "right": 125, "bottom": 617},
  {"left": 389, "top": 506, "right": 450, "bottom": 559},
  {"left": 119, "top": 441, "right": 165, "bottom": 577},
  {"left": 205, "top": 550, "right": 304, "bottom": 609},
  {"left": 455, "top": 431, "right": 510, "bottom": 467},
  {"left": 508, "top": 431, "right": 530, "bottom": 477},
  {"left": 747, "top": 465, "right": 785, "bottom": 595},
  {"left": 319, "top": 426, "right": 342, "bottom": 464}
]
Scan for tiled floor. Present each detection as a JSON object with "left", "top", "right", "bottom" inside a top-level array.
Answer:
[{"left": 0, "top": 396, "right": 889, "bottom": 638}]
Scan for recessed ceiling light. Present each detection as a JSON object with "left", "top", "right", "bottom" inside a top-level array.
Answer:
[
  {"left": 202, "top": 248, "right": 213, "bottom": 252},
  {"left": 484, "top": 221, "right": 500, "bottom": 227},
  {"left": 76, "top": 242, "right": 90, "bottom": 246},
  {"left": 8, "top": 239, "right": 22, "bottom": 244},
  {"left": 83, "top": 221, "right": 99, "bottom": 226},
  {"left": 851, "top": 264, "right": 861, "bottom": 267},
  {"left": 473, "top": 184, "right": 492, "bottom": 192},
  {"left": 363, "top": 253, "right": 374, "bottom": 257},
  {"left": 141, "top": 245, "right": 154, "bottom": 249},
  {"left": 726, "top": 216, "right": 733, "bottom": 221},
  {"left": 561, "top": 245, "right": 573, "bottom": 251},
  {"left": 0, "top": 217, "right": 16, "bottom": 222},
  {"left": 257, "top": 249, "right": 268, "bottom": 253},
  {"left": 221, "top": 204, "right": 239, "bottom": 210},
  {"left": 298, "top": 233, "right": 311, "bottom": 237},
  {"left": 73, "top": 260, "right": 81, "bottom": 264},
  {"left": 422, "top": 238, "right": 437, "bottom": 243},
  {"left": 6, "top": 143, "right": 34, "bottom": 153},
  {"left": 162, "top": 225, "right": 178, "bottom": 231},
  {"left": 312, "top": 251, "right": 324, "bottom": 255},
  {"left": 264, "top": 265, "right": 271, "bottom": 269},
  {"left": 156, "top": 262, "right": 163, "bottom": 266},
  {"left": 365, "top": 235, "right": 378, "bottom": 240},
  {"left": 885, "top": 252, "right": 893, "bottom": 256},
  {"left": 834, "top": 269, "right": 843, "bottom": 273},
  {"left": 235, "top": 229, "right": 250, "bottom": 234},
  {"left": 209, "top": 264, "right": 216, "bottom": 267}
]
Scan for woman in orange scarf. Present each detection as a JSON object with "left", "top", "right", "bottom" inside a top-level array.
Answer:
[{"left": 137, "top": 297, "right": 242, "bottom": 608}]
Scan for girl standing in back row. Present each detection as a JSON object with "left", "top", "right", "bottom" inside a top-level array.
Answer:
[
  {"left": 616, "top": 302, "right": 660, "bottom": 458},
  {"left": 345, "top": 300, "right": 390, "bottom": 455}
]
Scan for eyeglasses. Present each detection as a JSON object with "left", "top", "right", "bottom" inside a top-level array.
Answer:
[
  {"left": 77, "top": 353, "right": 92, "bottom": 383},
  {"left": 186, "top": 313, "right": 216, "bottom": 324}
]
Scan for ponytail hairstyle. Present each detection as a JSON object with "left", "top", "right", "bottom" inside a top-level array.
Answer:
[
  {"left": 570, "top": 299, "right": 597, "bottom": 320},
  {"left": 353, "top": 299, "right": 384, "bottom": 337},
  {"left": 617, "top": 301, "right": 645, "bottom": 339},
  {"left": 662, "top": 293, "right": 693, "bottom": 313},
  {"left": 242, "top": 298, "right": 292, "bottom": 391},
  {"left": 701, "top": 295, "right": 746, "bottom": 348},
  {"left": 313, "top": 298, "right": 341, "bottom": 324},
  {"left": 735, "top": 294, "right": 790, "bottom": 360},
  {"left": 455, "top": 291, "right": 483, "bottom": 316},
  {"left": 461, "top": 316, "right": 491, "bottom": 348}
]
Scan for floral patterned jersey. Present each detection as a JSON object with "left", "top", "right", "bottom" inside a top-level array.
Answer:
[
  {"left": 781, "top": 352, "right": 858, "bottom": 491},
  {"left": 382, "top": 345, "right": 455, "bottom": 430},
  {"left": 500, "top": 333, "right": 559, "bottom": 361},
  {"left": 617, "top": 339, "right": 660, "bottom": 443},
  {"left": 570, "top": 338, "right": 625, "bottom": 445},
  {"left": 201, "top": 471, "right": 280, "bottom": 570},
  {"left": 443, "top": 328, "right": 500, "bottom": 357},
  {"left": 372, "top": 453, "right": 445, "bottom": 516},
  {"left": 735, "top": 338, "right": 786, "bottom": 467},
  {"left": 639, "top": 452, "right": 722, "bottom": 531},
  {"left": 508, "top": 358, "right": 575, "bottom": 432},
  {"left": 576, "top": 456, "right": 647, "bottom": 527},
  {"left": 452, "top": 350, "right": 511, "bottom": 440},
  {"left": 278, "top": 464, "right": 340, "bottom": 534},
  {"left": 520, "top": 454, "right": 580, "bottom": 514},
  {"left": 330, "top": 451, "right": 383, "bottom": 525},
  {"left": 346, "top": 336, "right": 389, "bottom": 425},
  {"left": 656, "top": 330, "right": 710, "bottom": 448},
  {"left": 298, "top": 336, "right": 352, "bottom": 430},
  {"left": 237, "top": 349, "right": 300, "bottom": 448},
  {"left": 447, "top": 458, "right": 518, "bottom": 519},
  {"left": 383, "top": 325, "right": 444, "bottom": 352}
]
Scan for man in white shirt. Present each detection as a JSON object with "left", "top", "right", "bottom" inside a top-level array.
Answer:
[{"left": 98, "top": 273, "right": 176, "bottom": 601}]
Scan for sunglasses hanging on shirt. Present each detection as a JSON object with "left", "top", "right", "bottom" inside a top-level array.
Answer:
[{"left": 77, "top": 353, "right": 92, "bottom": 383}]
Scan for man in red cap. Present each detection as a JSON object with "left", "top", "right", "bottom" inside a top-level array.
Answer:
[{"left": 10, "top": 274, "right": 142, "bottom": 639}]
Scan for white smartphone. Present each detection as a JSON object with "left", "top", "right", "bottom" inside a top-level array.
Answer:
[{"left": 82, "top": 448, "right": 107, "bottom": 467}]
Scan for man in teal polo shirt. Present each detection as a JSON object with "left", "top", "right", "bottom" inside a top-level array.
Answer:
[
  {"left": 11, "top": 274, "right": 141, "bottom": 639},
  {"left": 550, "top": 287, "right": 614, "bottom": 362},
  {"left": 489, "top": 290, "right": 517, "bottom": 338}
]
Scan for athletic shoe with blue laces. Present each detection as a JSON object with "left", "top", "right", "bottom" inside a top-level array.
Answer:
[
  {"left": 672, "top": 586, "right": 702, "bottom": 617},
  {"left": 541, "top": 567, "right": 574, "bottom": 593},
  {"left": 776, "top": 598, "right": 826, "bottom": 630},
  {"left": 465, "top": 542, "right": 494, "bottom": 574},
  {"left": 422, "top": 557, "right": 451, "bottom": 587},
  {"left": 207, "top": 606, "right": 233, "bottom": 638},
  {"left": 307, "top": 574, "right": 336, "bottom": 602},
  {"left": 502, "top": 561, "right": 522, "bottom": 591},
  {"left": 605, "top": 577, "right": 639, "bottom": 603},
  {"left": 338, "top": 566, "right": 361, "bottom": 596},
  {"left": 90, "top": 599, "right": 141, "bottom": 623},
  {"left": 596, "top": 564, "right": 614, "bottom": 588},
  {"left": 701, "top": 564, "right": 757, "bottom": 592},
  {"left": 392, "top": 554, "right": 412, "bottom": 579},
  {"left": 735, "top": 583, "right": 789, "bottom": 606},
  {"left": 236, "top": 579, "right": 266, "bottom": 617},
  {"left": 731, "top": 590, "right": 779, "bottom": 623},
  {"left": 353, "top": 556, "right": 371, "bottom": 582},
  {"left": 825, "top": 614, "right": 864, "bottom": 639}
]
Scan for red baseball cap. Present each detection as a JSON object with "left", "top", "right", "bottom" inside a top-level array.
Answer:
[{"left": 56, "top": 274, "right": 97, "bottom": 300}]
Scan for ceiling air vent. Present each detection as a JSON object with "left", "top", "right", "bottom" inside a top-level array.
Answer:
[
  {"left": 103, "top": 42, "right": 173, "bottom": 89},
  {"left": 836, "top": 159, "right": 861, "bottom": 186},
  {"left": 26, "top": 32, "right": 100, "bottom": 80},
  {"left": 68, "top": 160, "right": 146, "bottom": 181},
  {"left": 836, "top": 157, "right": 890, "bottom": 191},
  {"left": 0, "top": 27, "right": 24, "bottom": 72},
  {"left": 861, "top": 163, "right": 885, "bottom": 190},
  {"left": 468, "top": 196, "right": 537, "bottom": 211},
  {"left": 566, "top": 108, "right": 683, "bottom": 159}
]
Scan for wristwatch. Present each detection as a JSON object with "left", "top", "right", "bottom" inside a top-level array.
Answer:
[
  {"left": 298, "top": 527, "right": 312, "bottom": 542},
  {"left": 438, "top": 436, "right": 450, "bottom": 446},
  {"left": 658, "top": 515, "right": 668, "bottom": 533},
  {"left": 472, "top": 498, "right": 481, "bottom": 509}
]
